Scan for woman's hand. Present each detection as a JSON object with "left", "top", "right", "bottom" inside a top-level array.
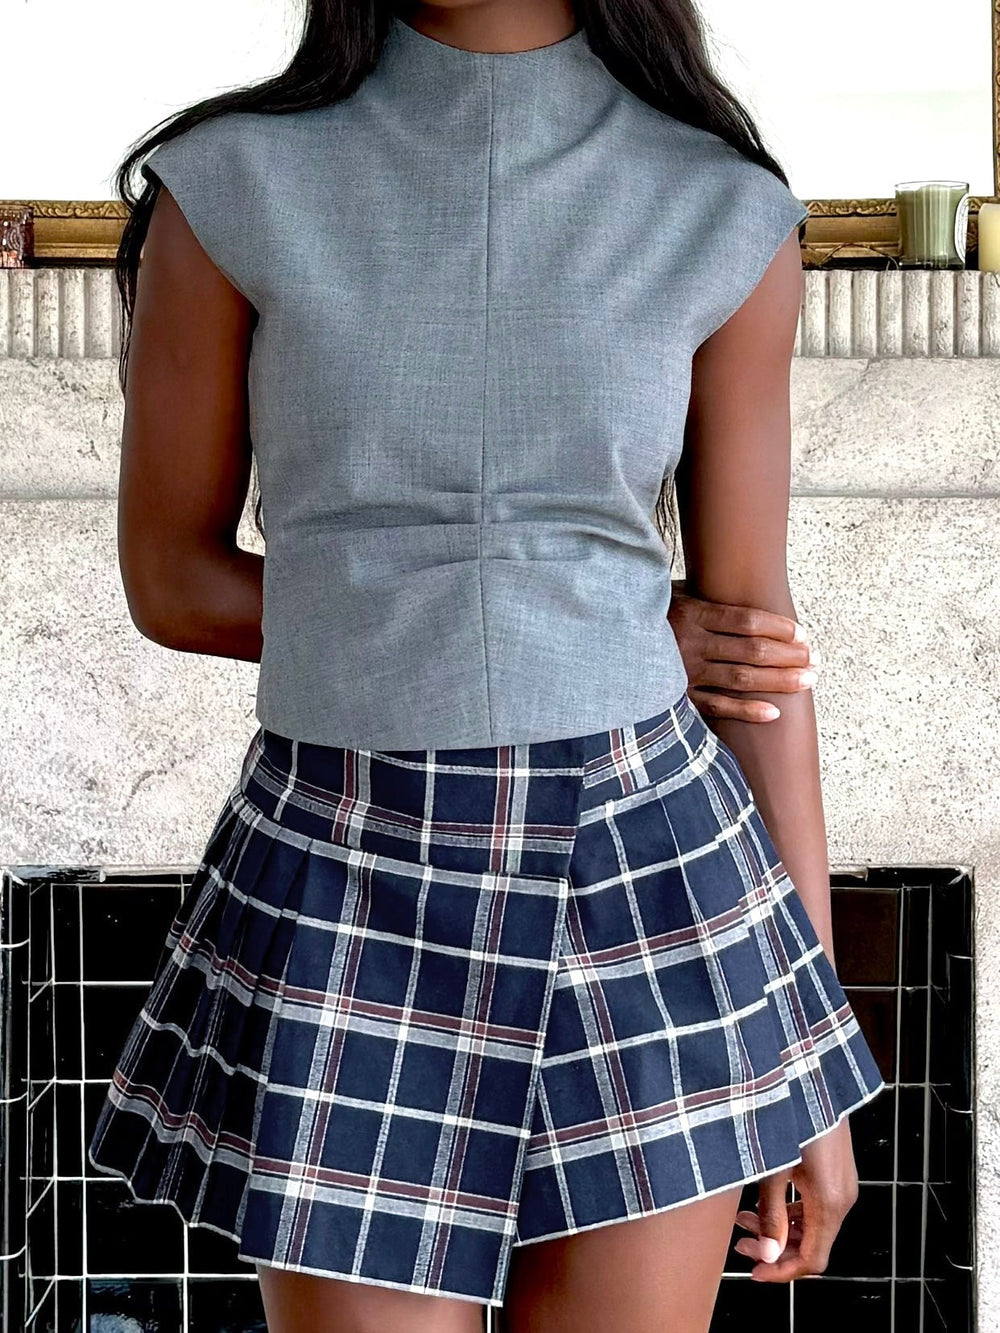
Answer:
[
  {"left": 668, "top": 577, "right": 821, "bottom": 722},
  {"left": 731, "top": 1119, "right": 860, "bottom": 1281}
]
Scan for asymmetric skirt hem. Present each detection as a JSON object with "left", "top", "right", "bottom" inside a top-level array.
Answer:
[
  {"left": 507, "top": 1073, "right": 887, "bottom": 1251},
  {"left": 87, "top": 1075, "right": 887, "bottom": 1307},
  {"left": 87, "top": 1144, "right": 497, "bottom": 1306}
]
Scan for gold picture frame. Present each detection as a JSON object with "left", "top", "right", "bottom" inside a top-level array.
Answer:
[{"left": 5, "top": 6, "right": 999, "bottom": 268}]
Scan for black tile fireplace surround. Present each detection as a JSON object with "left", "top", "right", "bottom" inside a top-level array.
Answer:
[{"left": 0, "top": 863, "right": 975, "bottom": 1332}]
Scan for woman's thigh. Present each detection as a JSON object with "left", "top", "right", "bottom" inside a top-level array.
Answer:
[
  {"left": 255, "top": 1264, "right": 487, "bottom": 1333},
  {"left": 496, "top": 1184, "right": 744, "bottom": 1333}
]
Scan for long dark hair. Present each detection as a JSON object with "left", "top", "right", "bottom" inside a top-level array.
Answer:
[{"left": 113, "top": 0, "right": 801, "bottom": 561}]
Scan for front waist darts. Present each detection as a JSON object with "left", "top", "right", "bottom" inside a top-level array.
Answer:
[{"left": 253, "top": 526, "right": 686, "bottom": 750}]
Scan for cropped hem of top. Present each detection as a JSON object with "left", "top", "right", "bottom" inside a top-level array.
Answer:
[{"left": 139, "top": 14, "right": 809, "bottom": 751}]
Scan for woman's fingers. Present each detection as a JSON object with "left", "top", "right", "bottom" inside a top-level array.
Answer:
[
  {"left": 735, "top": 1201, "right": 803, "bottom": 1230},
  {"left": 731, "top": 1163, "right": 853, "bottom": 1284},
  {"left": 668, "top": 587, "right": 822, "bottom": 721},
  {"left": 739, "top": 1173, "right": 792, "bottom": 1270},
  {"left": 687, "top": 650, "right": 820, "bottom": 721},
  {"left": 687, "top": 596, "right": 808, "bottom": 647},
  {"left": 693, "top": 658, "right": 819, "bottom": 695},
  {"left": 701, "top": 629, "right": 821, "bottom": 672},
  {"left": 733, "top": 1201, "right": 803, "bottom": 1261},
  {"left": 747, "top": 1184, "right": 845, "bottom": 1283},
  {"left": 732, "top": 1150, "right": 858, "bottom": 1284},
  {"left": 687, "top": 688, "right": 784, "bottom": 723}
]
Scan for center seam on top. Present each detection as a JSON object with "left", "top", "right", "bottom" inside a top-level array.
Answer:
[{"left": 478, "top": 63, "right": 496, "bottom": 743}]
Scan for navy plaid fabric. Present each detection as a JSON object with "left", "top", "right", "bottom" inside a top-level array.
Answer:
[{"left": 88, "top": 687, "right": 886, "bottom": 1307}]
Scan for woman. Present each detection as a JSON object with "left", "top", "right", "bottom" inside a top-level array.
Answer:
[{"left": 88, "top": 2, "right": 885, "bottom": 1329}]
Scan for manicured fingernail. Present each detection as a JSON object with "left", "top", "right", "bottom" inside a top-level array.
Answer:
[
  {"left": 762, "top": 705, "right": 781, "bottom": 719},
  {"left": 793, "top": 622, "right": 808, "bottom": 642},
  {"left": 759, "top": 1237, "right": 782, "bottom": 1263},
  {"left": 800, "top": 670, "right": 818, "bottom": 687},
  {"left": 808, "top": 647, "right": 822, "bottom": 666}
]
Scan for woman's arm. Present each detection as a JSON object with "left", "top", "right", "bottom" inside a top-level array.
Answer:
[
  {"left": 118, "top": 185, "right": 263, "bottom": 661},
  {"left": 674, "top": 230, "right": 837, "bottom": 967}
]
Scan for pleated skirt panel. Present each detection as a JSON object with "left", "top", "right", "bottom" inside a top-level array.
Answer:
[{"left": 88, "top": 687, "right": 886, "bottom": 1307}]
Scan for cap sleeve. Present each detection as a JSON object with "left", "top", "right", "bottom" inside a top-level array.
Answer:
[
  {"left": 690, "top": 149, "right": 809, "bottom": 349},
  {"left": 140, "top": 117, "right": 258, "bottom": 308}
]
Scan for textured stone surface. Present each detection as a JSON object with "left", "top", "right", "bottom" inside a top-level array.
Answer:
[
  {"left": 791, "top": 359, "right": 1000, "bottom": 494},
  {"left": 788, "top": 497, "right": 996, "bottom": 870},
  {"left": 0, "top": 268, "right": 120, "bottom": 359},
  {"left": 0, "top": 499, "right": 263, "bottom": 866},
  {"left": 0, "top": 360, "right": 122, "bottom": 496}
]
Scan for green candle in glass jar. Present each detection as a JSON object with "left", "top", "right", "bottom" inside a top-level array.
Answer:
[{"left": 895, "top": 180, "right": 970, "bottom": 269}]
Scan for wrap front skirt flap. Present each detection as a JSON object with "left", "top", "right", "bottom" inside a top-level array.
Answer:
[{"left": 87, "top": 687, "right": 887, "bottom": 1307}]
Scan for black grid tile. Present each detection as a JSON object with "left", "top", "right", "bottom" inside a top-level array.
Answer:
[
  {"left": 899, "top": 985, "right": 929, "bottom": 1083},
  {"left": 847, "top": 985, "right": 898, "bottom": 1078},
  {"left": 894, "top": 1183, "right": 926, "bottom": 1280},
  {"left": 187, "top": 1276, "right": 270, "bottom": 1332},
  {"left": 86, "top": 1179, "right": 186, "bottom": 1277},
  {"left": 0, "top": 863, "right": 977, "bottom": 1331},
  {"left": 27, "top": 1082, "right": 54, "bottom": 1213},
  {"left": 86, "top": 1277, "right": 183, "bottom": 1326},
  {"left": 829, "top": 1182, "right": 894, "bottom": 1279},
  {"left": 56, "top": 1277, "right": 82, "bottom": 1332},
  {"left": 186, "top": 1223, "right": 251, "bottom": 1278},
  {"left": 81, "top": 986, "right": 150, "bottom": 1083},
  {"left": 793, "top": 1276, "right": 893, "bottom": 1331},
  {"left": 711, "top": 1276, "right": 791, "bottom": 1325},
  {"left": 850, "top": 1082, "right": 896, "bottom": 1182},
  {"left": 55, "top": 1182, "right": 82, "bottom": 1279},
  {"left": 81, "top": 882, "right": 183, "bottom": 984}
]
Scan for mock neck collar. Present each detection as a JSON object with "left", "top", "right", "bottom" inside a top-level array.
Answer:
[{"left": 363, "top": 13, "right": 617, "bottom": 150}]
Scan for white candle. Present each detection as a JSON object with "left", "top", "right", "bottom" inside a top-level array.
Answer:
[{"left": 977, "top": 202, "right": 1000, "bottom": 272}]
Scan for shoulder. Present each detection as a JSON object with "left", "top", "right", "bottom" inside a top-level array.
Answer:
[
  {"left": 139, "top": 112, "right": 272, "bottom": 305},
  {"left": 141, "top": 104, "right": 340, "bottom": 183},
  {"left": 619, "top": 92, "right": 806, "bottom": 223},
  {"left": 141, "top": 109, "right": 276, "bottom": 188},
  {"left": 694, "top": 133, "right": 808, "bottom": 243},
  {"left": 621, "top": 109, "right": 807, "bottom": 346},
  {"left": 137, "top": 104, "right": 348, "bottom": 306}
]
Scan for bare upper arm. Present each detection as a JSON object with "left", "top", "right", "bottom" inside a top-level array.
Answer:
[
  {"left": 674, "top": 230, "right": 804, "bottom": 610},
  {"left": 119, "top": 184, "right": 256, "bottom": 633}
]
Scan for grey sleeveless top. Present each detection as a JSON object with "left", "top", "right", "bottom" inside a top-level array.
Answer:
[{"left": 140, "top": 14, "right": 808, "bottom": 750}]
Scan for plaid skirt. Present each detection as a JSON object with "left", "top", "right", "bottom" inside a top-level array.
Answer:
[{"left": 88, "top": 687, "right": 886, "bottom": 1308}]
